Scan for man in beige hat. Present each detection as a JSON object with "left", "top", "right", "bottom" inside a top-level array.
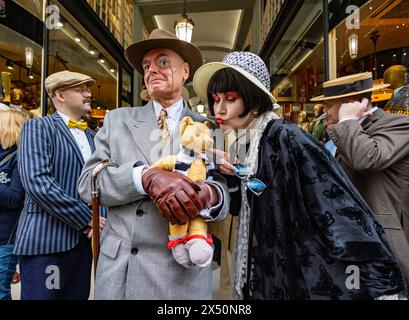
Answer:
[
  {"left": 312, "top": 71, "right": 409, "bottom": 286},
  {"left": 14, "top": 70, "right": 106, "bottom": 299},
  {"left": 78, "top": 29, "right": 229, "bottom": 299}
]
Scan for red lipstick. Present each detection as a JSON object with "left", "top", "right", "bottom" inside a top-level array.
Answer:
[{"left": 216, "top": 118, "right": 224, "bottom": 125}]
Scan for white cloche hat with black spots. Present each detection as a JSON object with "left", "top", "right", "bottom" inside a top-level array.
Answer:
[{"left": 193, "top": 51, "right": 277, "bottom": 103}]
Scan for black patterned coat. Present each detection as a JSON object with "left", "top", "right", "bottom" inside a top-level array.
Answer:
[{"left": 241, "top": 119, "right": 406, "bottom": 300}]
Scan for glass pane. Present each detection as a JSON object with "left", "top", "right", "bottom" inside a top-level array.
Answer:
[
  {"left": 0, "top": 24, "right": 42, "bottom": 118},
  {"left": 269, "top": 0, "right": 325, "bottom": 124},
  {"left": 48, "top": 12, "right": 118, "bottom": 121},
  {"left": 122, "top": 69, "right": 132, "bottom": 107},
  {"left": 335, "top": 1, "right": 409, "bottom": 110}
]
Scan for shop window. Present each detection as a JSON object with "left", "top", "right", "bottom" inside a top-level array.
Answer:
[
  {"left": 279, "top": 0, "right": 409, "bottom": 125},
  {"left": 48, "top": 9, "right": 118, "bottom": 119},
  {"left": 335, "top": 0, "right": 409, "bottom": 110},
  {"left": 122, "top": 69, "right": 132, "bottom": 107},
  {"left": 272, "top": 38, "right": 325, "bottom": 123},
  {"left": 0, "top": 23, "right": 42, "bottom": 117},
  {"left": 268, "top": 0, "right": 326, "bottom": 124}
]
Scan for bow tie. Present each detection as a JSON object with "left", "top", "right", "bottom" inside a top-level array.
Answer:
[{"left": 67, "top": 119, "right": 88, "bottom": 131}]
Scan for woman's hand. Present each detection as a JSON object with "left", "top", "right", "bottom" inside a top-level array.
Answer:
[{"left": 211, "top": 148, "right": 236, "bottom": 176}]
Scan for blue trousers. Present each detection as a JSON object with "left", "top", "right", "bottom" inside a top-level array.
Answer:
[
  {"left": 0, "top": 244, "right": 18, "bottom": 300},
  {"left": 18, "top": 235, "right": 92, "bottom": 300}
]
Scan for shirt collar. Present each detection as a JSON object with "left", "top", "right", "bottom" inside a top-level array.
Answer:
[
  {"left": 153, "top": 98, "right": 184, "bottom": 120},
  {"left": 56, "top": 111, "right": 85, "bottom": 127},
  {"left": 57, "top": 111, "right": 70, "bottom": 125}
]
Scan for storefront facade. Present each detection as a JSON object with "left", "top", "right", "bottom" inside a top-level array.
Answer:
[
  {"left": 0, "top": 0, "right": 135, "bottom": 122},
  {"left": 0, "top": 0, "right": 43, "bottom": 117},
  {"left": 258, "top": 0, "right": 409, "bottom": 125}
]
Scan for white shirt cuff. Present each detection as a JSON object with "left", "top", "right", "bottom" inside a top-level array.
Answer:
[
  {"left": 199, "top": 182, "right": 223, "bottom": 222},
  {"left": 338, "top": 117, "right": 358, "bottom": 123},
  {"left": 132, "top": 165, "right": 148, "bottom": 195}
]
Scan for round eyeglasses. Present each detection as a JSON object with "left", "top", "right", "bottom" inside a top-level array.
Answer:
[
  {"left": 67, "top": 87, "right": 92, "bottom": 96},
  {"left": 73, "top": 87, "right": 91, "bottom": 96}
]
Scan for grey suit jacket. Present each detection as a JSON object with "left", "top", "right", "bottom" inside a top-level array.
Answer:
[
  {"left": 78, "top": 101, "right": 230, "bottom": 299},
  {"left": 327, "top": 108, "right": 409, "bottom": 283}
]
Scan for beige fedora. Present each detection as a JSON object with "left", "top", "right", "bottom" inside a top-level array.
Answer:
[
  {"left": 125, "top": 29, "right": 203, "bottom": 83},
  {"left": 311, "top": 72, "right": 390, "bottom": 101}
]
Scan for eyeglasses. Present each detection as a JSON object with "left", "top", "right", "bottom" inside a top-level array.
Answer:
[
  {"left": 142, "top": 56, "right": 172, "bottom": 75},
  {"left": 71, "top": 87, "right": 92, "bottom": 96},
  {"left": 233, "top": 163, "right": 266, "bottom": 196},
  {"left": 58, "top": 87, "right": 91, "bottom": 96}
]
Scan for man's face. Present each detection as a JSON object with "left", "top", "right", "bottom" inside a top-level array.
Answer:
[
  {"left": 323, "top": 98, "right": 343, "bottom": 127},
  {"left": 56, "top": 84, "right": 92, "bottom": 115},
  {"left": 142, "top": 48, "right": 189, "bottom": 100}
]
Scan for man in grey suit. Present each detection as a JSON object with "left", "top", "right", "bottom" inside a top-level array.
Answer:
[
  {"left": 311, "top": 72, "right": 409, "bottom": 286},
  {"left": 78, "top": 29, "right": 229, "bottom": 299}
]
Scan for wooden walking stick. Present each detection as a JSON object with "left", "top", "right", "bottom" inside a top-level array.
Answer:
[{"left": 91, "top": 159, "right": 118, "bottom": 278}]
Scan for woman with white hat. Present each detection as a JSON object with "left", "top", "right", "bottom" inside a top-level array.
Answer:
[{"left": 193, "top": 51, "right": 407, "bottom": 300}]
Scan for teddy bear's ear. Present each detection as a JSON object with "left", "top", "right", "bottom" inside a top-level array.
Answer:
[
  {"left": 204, "top": 121, "right": 212, "bottom": 129},
  {"left": 180, "top": 116, "right": 193, "bottom": 134}
]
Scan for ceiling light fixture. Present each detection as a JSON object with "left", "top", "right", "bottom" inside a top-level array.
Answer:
[
  {"left": 174, "top": 0, "right": 194, "bottom": 43},
  {"left": 348, "top": 33, "right": 358, "bottom": 59},
  {"left": 89, "top": 45, "right": 96, "bottom": 55},
  {"left": 6, "top": 60, "right": 13, "bottom": 70},
  {"left": 75, "top": 34, "right": 81, "bottom": 42},
  {"left": 27, "top": 70, "right": 34, "bottom": 80},
  {"left": 25, "top": 46, "right": 34, "bottom": 69}
]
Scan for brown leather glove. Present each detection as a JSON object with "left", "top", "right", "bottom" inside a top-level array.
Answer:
[{"left": 142, "top": 168, "right": 211, "bottom": 224}]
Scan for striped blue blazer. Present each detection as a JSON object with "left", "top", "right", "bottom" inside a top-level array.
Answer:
[{"left": 14, "top": 113, "right": 95, "bottom": 255}]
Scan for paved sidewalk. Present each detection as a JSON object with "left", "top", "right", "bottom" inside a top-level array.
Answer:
[{"left": 11, "top": 264, "right": 221, "bottom": 300}]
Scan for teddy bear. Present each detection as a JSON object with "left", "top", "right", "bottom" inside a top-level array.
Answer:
[{"left": 151, "top": 116, "right": 214, "bottom": 268}]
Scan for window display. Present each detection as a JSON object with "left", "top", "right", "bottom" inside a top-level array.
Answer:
[
  {"left": 0, "top": 23, "right": 42, "bottom": 118},
  {"left": 48, "top": 7, "right": 118, "bottom": 118}
]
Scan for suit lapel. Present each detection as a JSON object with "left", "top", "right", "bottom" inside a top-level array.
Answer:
[
  {"left": 52, "top": 113, "right": 84, "bottom": 165},
  {"left": 85, "top": 129, "right": 95, "bottom": 152},
  {"left": 124, "top": 101, "right": 161, "bottom": 164},
  {"left": 125, "top": 101, "right": 197, "bottom": 162},
  {"left": 181, "top": 102, "right": 196, "bottom": 118}
]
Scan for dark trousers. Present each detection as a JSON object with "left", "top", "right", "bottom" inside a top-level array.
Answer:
[{"left": 18, "top": 235, "right": 92, "bottom": 300}]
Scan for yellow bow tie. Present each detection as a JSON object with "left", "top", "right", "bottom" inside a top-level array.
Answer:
[{"left": 67, "top": 119, "right": 88, "bottom": 131}]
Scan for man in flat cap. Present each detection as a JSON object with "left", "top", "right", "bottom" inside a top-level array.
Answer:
[
  {"left": 78, "top": 29, "right": 229, "bottom": 299},
  {"left": 14, "top": 70, "right": 105, "bottom": 299},
  {"left": 312, "top": 72, "right": 409, "bottom": 288}
]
